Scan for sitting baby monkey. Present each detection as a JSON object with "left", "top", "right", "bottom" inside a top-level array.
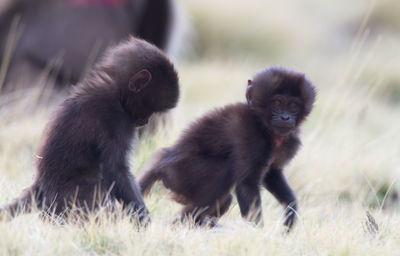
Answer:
[
  {"left": 0, "top": 38, "right": 180, "bottom": 224},
  {"left": 139, "top": 67, "right": 316, "bottom": 230}
]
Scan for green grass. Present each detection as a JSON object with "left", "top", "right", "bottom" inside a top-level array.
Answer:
[{"left": 0, "top": 0, "right": 400, "bottom": 255}]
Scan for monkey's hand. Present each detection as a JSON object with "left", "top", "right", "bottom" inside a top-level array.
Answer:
[
  {"left": 283, "top": 201, "right": 298, "bottom": 232},
  {"left": 263, "top": 167, "right": 298, "bottom": 232}
]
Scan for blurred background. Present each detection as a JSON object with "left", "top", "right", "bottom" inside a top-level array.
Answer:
[{"left": 0, "top": 0, "right": 399, "bottom": 254}]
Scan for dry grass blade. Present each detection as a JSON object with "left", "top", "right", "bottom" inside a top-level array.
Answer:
[{"left": 365, "top": 211, "right": 379, "bottom": 236}]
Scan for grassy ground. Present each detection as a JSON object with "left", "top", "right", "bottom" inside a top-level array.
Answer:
[{"left": 0, "top": 0, "right": 400, "bottom": 255}]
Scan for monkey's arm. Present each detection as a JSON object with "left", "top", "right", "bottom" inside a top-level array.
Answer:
[
  {"left": 263, "top": 167, "right": 297, "bottom": 230},
  {"left": 101, "top": 144, "right": 149, "bottom": 223},
  {"left": 235, "top": 178, "right": 263, "bottom": 225},
  {"left": 232, "top": 138, "right": 266, "bottom": 225}
]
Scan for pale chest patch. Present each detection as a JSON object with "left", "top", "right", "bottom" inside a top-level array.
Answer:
[{"left": 270, "top": 136, "right": 297, "bottom": 168}]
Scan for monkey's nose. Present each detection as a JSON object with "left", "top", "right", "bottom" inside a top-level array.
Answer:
[{"left": 281, "top": 115, "right": 290, "bottom": 121}]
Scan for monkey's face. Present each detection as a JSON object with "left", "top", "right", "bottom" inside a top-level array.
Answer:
[
  {"left": 148, "top": 82, "right": 179, "bottom": 112},
  {"left": 248, "top": 93, "right": 303, "bottom": 136},
  {"left": 267, "top": 94, "right": 302, "bottom": 135},
  {"left": 134, "top": 78, "right": 179, "bottom": 122},
  {"left": 246, "top": 67, "right": 316, "bottom": 136},
  {"left": 127, "top": 68, "right": 179, "bottom": 127}
]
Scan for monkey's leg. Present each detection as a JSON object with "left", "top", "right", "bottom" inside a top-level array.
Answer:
[
  {"left": 175, "top": 204, "right": 198, "bottom": 225},
  {"left": 197, "top": 194, "right": 233, "bottom": 227},
  {"left": 176, "top": 194, "right": 232, "bottom": 227},
  {"left": 235, "top": 180, "right": 263, "bottom": 225},
  {"left": 0, "top": 189, "right": 37, "bottom": 220},
  {"left": 102, "top": 145, "right": 150, "bottom": 225},
  {"left": 111, "top": 171, "right": 150, "bottom": 224},
  {"left": 40, "top": 183, "right": 99, "bottom": 222},
  {"left": 263, "top": 168, "right": 298, "bottom": 231},
  {"left": 206, "top": 194, "right": 233, "bottom": 218}
]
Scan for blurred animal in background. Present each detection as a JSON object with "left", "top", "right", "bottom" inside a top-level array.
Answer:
[
  {"left": 0, "top": 0, "right": 177, "bottom": 94},
  {"left": 0, "top": 38, "right": 180, "bottom": 224},
  {"left": 139, "top": 67, "right": 316, "bottom": 231}
]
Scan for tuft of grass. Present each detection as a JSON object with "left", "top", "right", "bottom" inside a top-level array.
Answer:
[{"left": 78, "top": 232, "right": 124, "bottom": 256}]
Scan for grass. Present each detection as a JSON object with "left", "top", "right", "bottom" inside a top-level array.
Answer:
[{"left": 1, "top": 0, "right": 400, "bottom": 255}]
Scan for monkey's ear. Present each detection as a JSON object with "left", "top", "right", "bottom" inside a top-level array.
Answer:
[
  {"left": 129, "top": 69, "right": 152, "bottom": 93},
  {"left": 246, "top": 80, "right": 253, "bottom": 105}
]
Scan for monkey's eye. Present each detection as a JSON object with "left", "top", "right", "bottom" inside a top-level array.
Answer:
[
  {"left": 271, "top": 99, "right": 281, "bottom": 109},
  {"left": 289, "top": 102, "right": 300, "bottom": 113}
]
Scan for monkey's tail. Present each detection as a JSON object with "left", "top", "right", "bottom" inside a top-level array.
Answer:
[
  {"left": 0, "top": 184, "right": 40, "bottom": 220},
  {"left": 139, "top": 150, "right": 167, "bottom": 196},
  {"left": 139, "top": 169, "right": 162, "bottom": 196}
]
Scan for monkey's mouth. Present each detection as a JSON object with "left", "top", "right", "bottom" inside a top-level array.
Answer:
[
  {"left": 271, "top": 123, "right": 295, "bottom": 135},
  {"left": 274, "top": 125, "right": 294, "bottom": 129},
  {"left": 271, "top": 121, "right": 295, "bottom": 130}
]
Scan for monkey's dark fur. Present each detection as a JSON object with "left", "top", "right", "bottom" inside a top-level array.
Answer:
[
  {"left": 0, "top": 38, "right": 179, "bottom": 223},
  {"left": 140, "top": 67, "right": 315, "bottom": 230}
]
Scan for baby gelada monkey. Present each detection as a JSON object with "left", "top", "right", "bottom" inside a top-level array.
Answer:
[
  {"left": 0, "top": 37, "right": 180, "bottom": 224},
  {"left": 140, "top": 67, "right": 315, "bottom": 230}
]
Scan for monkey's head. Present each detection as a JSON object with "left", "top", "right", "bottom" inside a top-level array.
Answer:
[
  {"left": 246, "top": 67, "right": 316, "bottom": 136},
  {"left": 99, "top": 37, "right": 180, "bottom": 127}
]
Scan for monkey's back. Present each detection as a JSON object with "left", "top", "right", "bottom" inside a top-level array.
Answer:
[
  {"left": 158, "top": 103, "right": 272, "bottom": 205},
  {"left": 174, "top": 103, "right": 253, "bottom": 156},
  {"left": 34, "top": 98, "right": 104, "bottom": 197}
]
